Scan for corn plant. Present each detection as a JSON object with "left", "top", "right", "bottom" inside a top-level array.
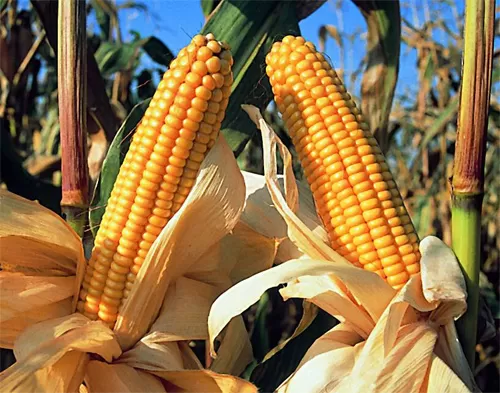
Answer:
[{"left": 0, "top": 0, "right": 498, "bottom": 391}]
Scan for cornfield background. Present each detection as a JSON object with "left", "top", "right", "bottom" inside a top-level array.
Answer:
[{"left": 0, "top": 0, "right": 498, "bottom": 391}]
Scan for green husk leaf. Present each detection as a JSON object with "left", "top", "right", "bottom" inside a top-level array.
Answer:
[
  {"left": 201, "top": 0, "right": 300, "bottom": 155},
  {"left": 201, "top": 0, "right": 219, "bottom": 17},
  {"left": 89, "top": 99, "right": 151, "bottom": 237}
]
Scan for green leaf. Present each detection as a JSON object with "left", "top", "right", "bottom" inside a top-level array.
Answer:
[
  {"left": 201, "top": 0, "right": 219, "bottom": 17},
  {"left": 0, "top": 0, "right": 8, "bottom": 13},
  {"left": 142, "top": 36, "right": 174, "bottom": 67},
  {"left": 412, "top": 194, "right": 432, "bottom": 238},
  {"left": 89, "top": 99, "right": 151, "bottom": 237},
  {"left": 129, "top": 30, "right": 142, "bottom": 42},
  {"left": 201, "top": 0, "right": 300, "bottom": 155},
  {"left": 91, "top": 0, "right": 111, "bottom": 41},
  {"left": 423, "top": 53, "right": 435, "bottom": 84},
  {"left": 249, "top": 307, "right": 336, "bottom": 391},
  {"left": 352, "top": 0, "right": 401, "bottom": 153},
  {"left": 420, "top": 96, "right": 459, "bottom": 149},
  {"left": 95, "top": 37, "right": 173, "bottom": 76},
  {"left": 249, "top": 291, "right": 271, "bottom": 361},
  {"left": 94, "top": 41, "right": 141, "bottom": 76}
]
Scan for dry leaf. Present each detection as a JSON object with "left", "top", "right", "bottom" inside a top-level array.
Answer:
[
  {"left": 0, "top": 314, "right": 121, "bottom": 392},
  {"left": 88, "top": 129, "right": 108, "bottom": 181},
  {"left": 242, "top": 105, "right": 345, "bottom": 263},
  {"left": 0, "top": 299, "right": 72, "bottom": 349},
  {"left": 0, "top": 127, "right": 267, "bottom": 393},
  {"left": 85, "top": 361, "right": 166, "bottom": 393},
  {"left": 209, "top": 258, "right": 388, "bottom": 356},
  {"left": 0, "top": 274, "right": 74, "bottom": 323},
  {"left": 152, "top": 369, "right": 258, "bottom": 393},
  {"left": 210, "top": 316, "right": 253, "bottom": 377},
  {"left": 146, "top": 277, "right": 220, "bottom": 342},
  {"left": 0, "top": 190, "right": 84, "bottom": 276},
  {"left": 187, "top": 221, "right": 278, "bottom": 288},
  {"left": 117, "top": 334, "right": 185, "bottom": 372},
  {"left": 240, "top": 171, "right": 329, "bottom": 263},
  {"left": 208, "top": 106, "right": 475, "bottom": 393},
  {"left": 425, "top": 354, "right": 471, "bottom": 393}
]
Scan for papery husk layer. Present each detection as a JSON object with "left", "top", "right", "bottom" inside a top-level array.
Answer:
[
  {"left": 0, "top": 135, "right": 264, "bottom": 393},
  {"left": 208, "top": 106, "right": 476, "bottom": 393}
]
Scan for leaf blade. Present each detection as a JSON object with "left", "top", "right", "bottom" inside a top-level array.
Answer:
[
  {"left": 89, "top": 99, "right": 151, "bottom": 237},
  {"left": 201, "top": 0, "right": 300, "bottom": 155}
]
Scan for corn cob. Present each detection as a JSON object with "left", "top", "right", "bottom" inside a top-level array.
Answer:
[
  {"left": 265, "top": 36, "right": 420, "bottom": 289},
  {"left": 77, "top": 34, "right": 233, "bottom": 326}
]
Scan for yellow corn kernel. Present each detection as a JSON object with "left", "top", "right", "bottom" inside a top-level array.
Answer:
[
  {"left": 265, "top": 36, "right": 420, "bottom": 289},
  {"left": 77, "top": 34, "right": 233, "bottom": 326}
]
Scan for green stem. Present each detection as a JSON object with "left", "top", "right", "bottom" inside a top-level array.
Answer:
[
  {"left": 452, "top": 0, "right": 495, "bottom": 370},
  {"left": 63, "top": 206, "right": 88, "bottom": 239},
  {"left": 453, "top": 194, "right": 482, "bottom": 368}
]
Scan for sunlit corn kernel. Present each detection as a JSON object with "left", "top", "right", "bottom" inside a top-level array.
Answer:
[
  {"left": 77, "top": 34, "right": 233, "bottom": 327},
  {"left": 207, "top": 40, "right": 221, "bottom": 53},
  {"left": 265, "top": 35, "right": 420, "bottom": 288},
  {"left": 202, "top": 75, "right": 216, "bottom": 90},
  {"left": 206, "top": 57, "right": 221, "bottom": 73},
  {"left": 212, "top": 74, "right": 225, "bottom": 88}
]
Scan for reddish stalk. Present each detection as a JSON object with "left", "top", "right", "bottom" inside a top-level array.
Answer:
[{"left": 58, "top": 0, "right": 88, "bottom": 236}]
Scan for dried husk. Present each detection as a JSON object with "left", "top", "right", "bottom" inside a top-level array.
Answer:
[
  {"left": 0, "top": 135, "right": 265, "bottom": 393},
  {"left": 207, "top": 106, "right": 476, "bottom": 393},
  {"left": 0, "top": 190, "right": 85, "bottom": 347}
]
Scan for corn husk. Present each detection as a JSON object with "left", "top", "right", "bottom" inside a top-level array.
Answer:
[
  {"left": 0, "top": 135, "right": 270, "bottom": 392},
  {"left": 241, "top": 171, "right": 330, "bottom": 263},
  {"left": 207, "top": 106, "right": 476, "bottom": 393}
]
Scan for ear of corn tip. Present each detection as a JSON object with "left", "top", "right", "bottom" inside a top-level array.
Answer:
[
  {"left": 265, "top": 35, "right": 420, "bottom": 289},
  {"left": 77, "top": 34, "right": 233, "bottom": 327}
]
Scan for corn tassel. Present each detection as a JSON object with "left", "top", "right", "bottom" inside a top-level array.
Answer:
[
  {"left": 265, "top": 36, "right": 420, "bottom": 289},
  {"left": 77, "top": 34, "right": 233, "bottom": 326}
]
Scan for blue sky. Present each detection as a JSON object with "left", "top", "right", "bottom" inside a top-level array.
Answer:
[{"left": 103, "top": 0, "right": 466, "bottom": 101}]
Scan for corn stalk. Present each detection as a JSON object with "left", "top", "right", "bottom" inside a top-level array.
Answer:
[
  {"left": 58, "top": 0, "right": 88, "bottom": 237},
  {"left": 32, "top": 0, "right": 118, "bottom": 140},
  {"left": 453, "top": 0, "right": 495, "bottom": 369}
]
